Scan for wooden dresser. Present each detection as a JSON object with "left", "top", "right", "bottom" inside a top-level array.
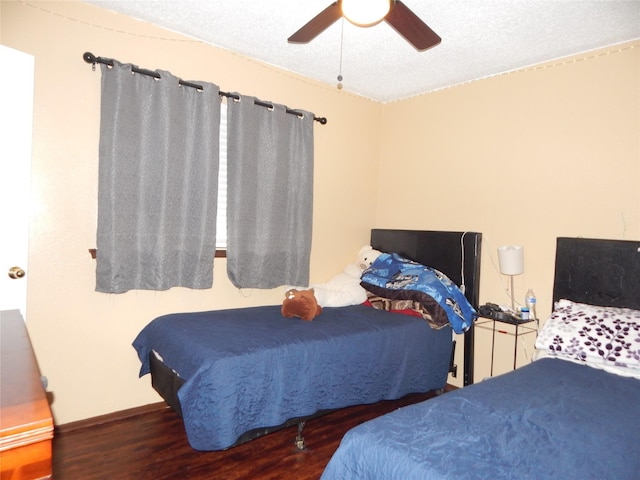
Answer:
[{"left": 1, "top": 311, "right": 53, "bottom": 480}]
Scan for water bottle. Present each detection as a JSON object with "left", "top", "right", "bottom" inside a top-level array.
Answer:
[{"left": 525, "top": 289, "right": 537, "bottom": 320}]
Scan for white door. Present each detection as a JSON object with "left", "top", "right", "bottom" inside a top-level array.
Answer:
[{"left": 0, "top": 45, "right": 34, "bottom": 319}]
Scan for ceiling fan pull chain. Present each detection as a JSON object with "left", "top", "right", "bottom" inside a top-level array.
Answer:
[{"left": 337, "top": 18, "right": 344, "bottom": 90}]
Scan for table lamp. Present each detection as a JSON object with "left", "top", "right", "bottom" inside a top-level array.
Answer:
[{"left": 497, "top": 245, "right": 524, "bottom": 311}]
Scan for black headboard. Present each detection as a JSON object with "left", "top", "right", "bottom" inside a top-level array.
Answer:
[
  {"left": 370, "top": 229, "right": 482, "bottom": 386},
  {"left": 553, "top": 237, "right": 640, "bottom": 310}
]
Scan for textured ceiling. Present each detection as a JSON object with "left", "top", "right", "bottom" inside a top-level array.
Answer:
[{"left": 84, "top": 0, "right": 640, "bottom": 103}]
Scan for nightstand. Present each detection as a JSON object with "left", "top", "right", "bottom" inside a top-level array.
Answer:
[{"left": 475, "top": 315, "right": 538, "bottom": 376}]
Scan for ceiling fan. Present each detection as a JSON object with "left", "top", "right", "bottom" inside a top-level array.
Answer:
[{"left": 288, "top": 0, "right": 441, "bottom": 51}]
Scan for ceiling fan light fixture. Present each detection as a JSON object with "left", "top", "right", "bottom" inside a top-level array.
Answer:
[{"left": 341, "top": 0, "right": 391, "bottom": 27}]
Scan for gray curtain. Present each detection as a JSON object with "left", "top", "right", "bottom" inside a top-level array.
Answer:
[
  {"left": 226, "top": 95, "right": 314, "bottom": 288},
  {"left": 96, "top": 61, "right": 220, "bottom": 293}
]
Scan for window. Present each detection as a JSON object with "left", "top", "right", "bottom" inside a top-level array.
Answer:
[{"left": 215, "top": 104, "right": 227, "bottom": 250}]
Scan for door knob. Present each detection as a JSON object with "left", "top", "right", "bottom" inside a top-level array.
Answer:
[{"left": 8, "top": 266, "right": 25, "bottom": 279}]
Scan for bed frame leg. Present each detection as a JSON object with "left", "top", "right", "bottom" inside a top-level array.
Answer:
[{"left": 294, "top": 421, "right": 306, "bottom": 450}]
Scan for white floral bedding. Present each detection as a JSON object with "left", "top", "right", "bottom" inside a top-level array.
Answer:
[{"left": 535, "top": 299, "right": 640, "bottom": 379}]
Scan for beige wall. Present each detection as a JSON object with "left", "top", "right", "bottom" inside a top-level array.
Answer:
[
  {"left": 1, "top": 0, "right": 382, "bottom": 424},
  {"left": 1, "top": 0, "right": 638, "bottom": 423},
  {"left": 379, "top": 42, "right": 640, "bottom": 378}
]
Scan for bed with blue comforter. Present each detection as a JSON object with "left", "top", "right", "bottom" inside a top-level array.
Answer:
[
  {"left": 321, "top": 237, "right": 640, "bottom": 480},
  {"left": 132, "top": 229, "right": 482, "bottom": 451},
  {"left": 321, "top": 357, "right": 640, "bottom": 479},
  {"left": 134, "top": 304, "right": 453, "bottom": 450}
]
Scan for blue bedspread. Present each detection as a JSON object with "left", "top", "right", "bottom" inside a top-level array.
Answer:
[
  {"left": 321, "top": 358, "right": 640, "bottom": 480},
  {"left": 133, "top": 304, "right": 452, "bottom": 450}
]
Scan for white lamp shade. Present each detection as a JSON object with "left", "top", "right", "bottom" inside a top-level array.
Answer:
[{"left": 498, "top": 245, "right": 524, "bottom": 275}]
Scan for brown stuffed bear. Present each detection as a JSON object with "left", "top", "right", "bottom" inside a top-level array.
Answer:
[{"left": 281, "top": 288, "right": 322, "bottom": 321}]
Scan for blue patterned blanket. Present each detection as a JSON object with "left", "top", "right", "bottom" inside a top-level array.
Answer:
[{"left": 361, "top": 253, "right": 476, "bottom": 333}]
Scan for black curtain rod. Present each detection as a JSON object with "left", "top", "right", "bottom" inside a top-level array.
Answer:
[{"left": 83, "top": 52, "right": 327, "bottom": 125}]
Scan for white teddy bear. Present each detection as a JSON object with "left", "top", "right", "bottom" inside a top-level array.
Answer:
[
  {"left": 357, "top": 245, "right": 383, "bottom": 270},
  {"left": 310, "top": 245, "right": 382, "bottom": 308}
]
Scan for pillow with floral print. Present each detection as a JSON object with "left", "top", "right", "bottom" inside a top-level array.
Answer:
[{"left": 535, "top": 299, "right": 640, "bottom": 378}]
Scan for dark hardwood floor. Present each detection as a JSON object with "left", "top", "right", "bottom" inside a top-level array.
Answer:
[{"left": 53, "top": 387, "right": 454, "bottom": 479}]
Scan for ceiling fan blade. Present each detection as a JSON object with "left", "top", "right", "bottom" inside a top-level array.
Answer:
[
  {"left": 288, "top": 2, "right": 343, "bottom": 44},
  {"left": 385, "top": 1, "right": 441, "bottom": 51}
]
